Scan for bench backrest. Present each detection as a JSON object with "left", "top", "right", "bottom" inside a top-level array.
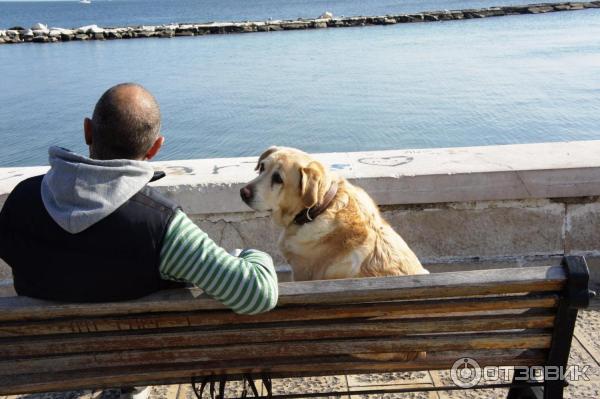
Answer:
[{"left": 0, "top": 256, "right": 592, "bottom": 395}]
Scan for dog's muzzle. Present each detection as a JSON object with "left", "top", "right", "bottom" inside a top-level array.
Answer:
[{"left": 240, "top": 186, "right": 253, "bottom": 204}]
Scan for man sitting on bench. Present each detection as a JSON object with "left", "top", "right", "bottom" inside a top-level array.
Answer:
[{"left": 0, "top": 83, "right": 279, "bottom": 397}]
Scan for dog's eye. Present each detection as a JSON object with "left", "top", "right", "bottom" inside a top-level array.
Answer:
[
  {"left": 258, "top": 163, "right": 265, "bottom": 174},
  {"left": 272, "top": 172, "right": 283, "bottom": 185}
]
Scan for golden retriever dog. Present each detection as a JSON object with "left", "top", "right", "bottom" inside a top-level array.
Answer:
[
  {"left": 240, "top": 146, "right": 428, "bottom": 280},
  {"left": 240, "top": 146, "right": 428, "bottom": 361}
]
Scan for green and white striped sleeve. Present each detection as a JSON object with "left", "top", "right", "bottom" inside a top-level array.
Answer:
[{"left": 159, "top": 210, "right": 279, "bottom": 315}]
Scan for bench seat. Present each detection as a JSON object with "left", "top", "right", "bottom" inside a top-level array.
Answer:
[{"left": 0, "top": 256, "right": 593, "bottom": 398}]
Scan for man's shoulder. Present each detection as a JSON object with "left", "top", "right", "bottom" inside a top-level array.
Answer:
[
  {"left": 6, "top": 175, "right": 44, "bottom": 202},
  {"left": 129, "top": 186, "right": 181, "bottom": 214},
  {"left": 0, "top": 175, "right": 44, "bottom": 225}
]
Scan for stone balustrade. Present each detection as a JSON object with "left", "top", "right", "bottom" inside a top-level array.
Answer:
[{"left": 1, "top": 141, "right": 600, "bottom": 289}]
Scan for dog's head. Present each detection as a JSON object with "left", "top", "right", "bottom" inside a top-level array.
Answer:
[{"left": 240, "top": 146, "right": 334, "bottom": 226}]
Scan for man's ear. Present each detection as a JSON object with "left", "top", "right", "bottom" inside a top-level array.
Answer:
[
  {"left": 144, "top": 136, "right": 164, "bottom": 160},
  {"left": 299, "top": 161, "right": 325, "bottom": 208},
  {"left": 84, "top": 118, "right": 93, "bottom": 145},
  {"left": 255, "top": 146, "right": 279, "bottom": 171}
]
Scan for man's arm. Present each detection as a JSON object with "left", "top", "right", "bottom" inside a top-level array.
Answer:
[
  {"left": 159, "top": 210, "right": 278, "bottom": 315},
  {"left": 0, "top": 195, "right": 14, "bottom": 265}
]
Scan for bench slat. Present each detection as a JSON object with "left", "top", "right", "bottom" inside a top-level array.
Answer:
[
  {"left": 0, "top": 332, "right": 552, "bottom": 376},
  {"left": 279, "top": 266, "right": 565, "bottom": 305},
  {"left": 0, "top": 349, "right": 547, "bottom": 395},
  {"left": 1, "top": 313, "right": 555, "bottom": 358},
  {"left": 0, "top": 294, "right": 559, "bottom": 336},
  {"left": 0, "top": 266, "right": 565, "bottom": 322}
]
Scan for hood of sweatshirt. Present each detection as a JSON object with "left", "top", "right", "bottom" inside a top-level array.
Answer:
[{"left": 41, "top": 146, "right": 155, "bottom": 234}]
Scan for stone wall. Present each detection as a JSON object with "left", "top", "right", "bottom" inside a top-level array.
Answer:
[
  {"left": 1, "top": 2, "right": 598, "bottom": 45},
  {"left": 188, "top": 197, "right": 600, "bottom": 276},
  {"left": 1, "top": 141, "right": 600, "bottom": 291}
]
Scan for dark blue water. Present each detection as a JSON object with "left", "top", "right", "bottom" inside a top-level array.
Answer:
[
  {"left": 2, "top": 0, "right": 557, "bottom": 29},
  {"left": 1, "top": 6, "right": 599, "bottom": 167}
]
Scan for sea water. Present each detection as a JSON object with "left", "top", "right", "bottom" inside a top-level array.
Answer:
[
  {"left": 0, "top": 0, "right": 568, "bottom": 29},
  {"left": 0, "top": 3, "right": 599, "bottom": 166}
]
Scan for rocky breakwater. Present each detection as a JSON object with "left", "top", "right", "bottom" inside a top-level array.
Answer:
[{"left": 0, "top": 2, "right": 598, "bottom": 45}]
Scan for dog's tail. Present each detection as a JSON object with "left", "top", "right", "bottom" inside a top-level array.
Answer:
[{"left": 353, "top": 351, "right": 426, "bottom": 362}]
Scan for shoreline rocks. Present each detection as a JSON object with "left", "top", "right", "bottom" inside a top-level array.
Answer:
[{"left": 0, "top": 2, "right": 598, "bottom": 45}]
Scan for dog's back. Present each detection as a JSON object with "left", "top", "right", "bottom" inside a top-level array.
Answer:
[{"left": 333, "top": 180, "right": 428, "bottom": 279}]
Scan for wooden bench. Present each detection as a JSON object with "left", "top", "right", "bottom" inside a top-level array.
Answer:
[{"left": 0, "top": 256, "right": 594, "bottom": 399}]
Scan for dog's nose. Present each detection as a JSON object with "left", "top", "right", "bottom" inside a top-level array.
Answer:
[{"left": 240, "top": 186, "right": 253, "bottom": 203}]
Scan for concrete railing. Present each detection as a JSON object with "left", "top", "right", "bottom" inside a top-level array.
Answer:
[{"left": 1, "top": 140, "right": 600, "bottom": 288}]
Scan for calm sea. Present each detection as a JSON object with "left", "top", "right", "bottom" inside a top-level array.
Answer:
[
  {"left": 0, "top": 2, "right": 599, "bottom": 167},
  {"left": 0, "top": 0, "right": 563, "bottom": 29}
]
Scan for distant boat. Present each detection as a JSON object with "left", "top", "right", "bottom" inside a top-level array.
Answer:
[{"left": 80, "top": 0, "right": 91, "bottom": 4}]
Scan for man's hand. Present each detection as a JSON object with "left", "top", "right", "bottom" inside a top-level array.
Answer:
[{"left": 229, "top": 248, "right": 243, "bottom": 257}]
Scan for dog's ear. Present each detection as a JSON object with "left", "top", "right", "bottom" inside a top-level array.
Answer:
[
  {"left": 255, "top": 146, "right": 279, "bottom": 171},
  {"left": 299, "top": 161, "right": 325, "bottom": 208}
]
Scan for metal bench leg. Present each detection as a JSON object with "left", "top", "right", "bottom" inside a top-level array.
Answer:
[
  {"left": 541, "top": 256, "right": 594, "bottom": 399},
  {"left": 541, "top": 304, "right": 577, "bottom": 399},
  {"left": 218, "top": 376, "right": 227, "bottom": 399},
  {"left": 543, "top": 380, "right": 566, "bottom": 399},
  {"left": 508, "top": 256, "right": 593, "bottom": 399},
  {"left": 244, "top": 374, "right": 261, "bottom": 397},
  {"left": 507, "top": 368, "right": 543, "bottom": 399},
  {"left": 507, "top": 386, "right": 543, "bottom": 399},
  {"left": 262, "top": 374, "right": 273, "bottom": 399}
]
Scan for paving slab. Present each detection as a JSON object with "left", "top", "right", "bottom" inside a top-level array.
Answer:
[
  {"left": 564, "top": 338, "right": 600, "bottom": 398},
  {"left": 268, "top": 376, "right": 349, "bottom": 398},
  {"left": 347, "top": 371, "right": 432, "bottom": 387},
  {"left": 574, "top": 309, "right": 600, "bottom": 366},
  {"left": 348, "top": 383, "right": 437, "bottom": 398},
  {"left": 430, "top": 369, "right": 508, "bottom": 399},
  {"left": 148, "top": 384, "right": 179, "bottom": 399}
]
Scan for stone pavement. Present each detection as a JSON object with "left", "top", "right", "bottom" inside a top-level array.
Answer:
[{"left": 3, "top": 309, "right": 599, "bottom": 399}]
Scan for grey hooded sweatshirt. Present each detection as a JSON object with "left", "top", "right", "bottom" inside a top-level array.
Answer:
[{"left": 41, "top": 146, "right": 155, "bottom": 234}]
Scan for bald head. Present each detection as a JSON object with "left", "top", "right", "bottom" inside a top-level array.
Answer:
[{"left": 88, "top": 83, "right": 161, "bottom": 160}]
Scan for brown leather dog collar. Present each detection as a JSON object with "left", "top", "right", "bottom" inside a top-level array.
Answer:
[{"left": 294, "top": 181, "right": 339, "bottom": 226}]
